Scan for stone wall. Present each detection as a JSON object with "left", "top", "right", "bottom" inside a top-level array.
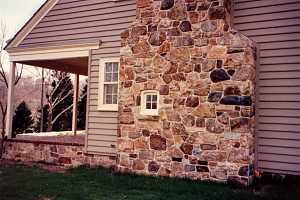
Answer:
[
  {"left": 3, "top": 140, "right": 116, "bottom": 168},
  {"left": 118, "top": 0, "right": 256, "bottom": 185}
]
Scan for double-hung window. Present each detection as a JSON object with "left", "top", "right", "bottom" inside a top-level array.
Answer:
[{"left": 98, "top": 58, "right": 119, "bottom": 111}]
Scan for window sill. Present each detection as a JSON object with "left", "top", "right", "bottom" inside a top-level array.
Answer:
[{"left": 98, "top": 105, "right": 118, "bottom": 112}]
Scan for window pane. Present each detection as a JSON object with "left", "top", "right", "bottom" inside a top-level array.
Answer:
[
  {"left": 105, "top": 84, "right": 113, "bottom": 94},
  {"left": 146, "top": 102, "right": 152, "bottom": 109},
  {"left": 113, "top": 62, "right": 119, "bottom": 72},
  {"left": 152, "top": 95, "right": 157, "bottom": 102},
  {"left": 152, "top": 102, "right": 157, "bottom": 109},
  {"left": 113, "top": 72, "right": 118, "bottom": 82},
  {"left": 105, "top": 72, "right": 112, "bottom": 82},
  {"left": 105, "top": 63, "right": 112, "bottom": 72},
  {"left": 105, "top": 95, "right": 112, "bottom": 104},
  {"left": 104, "top": 84, "right": 118, "bottom": 104},
  {"left": 112, "top": 95, "right": 118, "bottom": 104},
  {"left": 112, "top": 84, "right": 118, "bottom": 94},
  {"left": 146, "top": 95, "right": 152, "bottom": 102}
]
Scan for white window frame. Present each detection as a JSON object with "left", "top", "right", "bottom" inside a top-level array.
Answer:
[
  {"left": 98, "top": 58, "right": 120, "bottom": 111},
  {"left": 140, "top": 90, "right": 160, "bottom": 116}
]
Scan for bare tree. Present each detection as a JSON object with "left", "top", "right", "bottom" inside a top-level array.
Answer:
[
  {"left": 45, "top": 71, "right": 73, "bottom": 132},
  {"left": 0, "top": 21, "right": 23, "bottom": 158}
]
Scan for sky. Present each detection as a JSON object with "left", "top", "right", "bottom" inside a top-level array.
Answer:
[
  {"left": 0, "top": 0, "right": 47, "bottom": 75},
  {"left": 0, "top": 0, "right": 46, "bottom": 39}
]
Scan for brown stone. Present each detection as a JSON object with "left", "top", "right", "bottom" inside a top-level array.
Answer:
[
  {"left": 120, "top": 30, "right": 129, "bottom": 39},
  {"left": 208, "top": 6, "right": 225, "bottom": 20},
  {"left": 192, "top": 104, "right": 216, "bottom": 118},
  {"left": 230, "top": 118, "right": 250, "bottom": 133},
  {"left": 183, "top": 115, "right": 195, "bottom": 127},
  {"left": 149, "top": 32, "right": 167, "bottom": 46},
  {"left": 133, "top": 159, "right": 145, "bottom": 170},
  {"left": 132, "top": 26, "right": 147, "bottom": 36},
  {"left": 168, "top": 3, "right": 187, "bottom": 20},
  {"left": 179, "top": 21, "right": 192, "bottom": 32},
  {"left": 172, "top": 123, "right": 186, "bottom": 135},
  {"left": 172, "top": 73, "right": 186, "bottom": 81},
  {"left": 132, "top": 40, "right": 151, "bottom": 55},
  {"left": 167, "top": 28, "right": 181, "bottom": 36},
  {"left": 118, "top": 139, "right": 134, "bottom": 152},
  {"left": 170, "top": 47, "right": 190, "bottom": 62},
  {"left": 186, "top": 96, "right": 199, "bottom": 107},
  {"left": 137, "top": 0, "right": 152, "bottom": 8},
  {"left": 142, "top": 129, "right": 150, "bottom": 137},
  {"left": 201, "top": 144, "right": 217, "bottom": 150},
  {"left": 180, "top": 143, "right": 193, "bottom": 155},
  {"left": 119, "top": 112, "right": 134, "bottom": 124},
  {"left": 58, "top": 157, "right": 72, "bottom": 165},
  {"left": 159, "top": 41, "right": 171, "bottom": 55},
  {"left": 201, "top": 21, "right": 217, "bottom": 32},
  {"left": 135, "top": 76, "right": 147, "bottom": 83},
  {"left": 232, "top": 66, "right": 255, "bottom": 81},
  {"left": 165, "top": 62, "right": 178, "bottom": 74},
  {"left": 206, "top": 119, "right": 224, "bottom": 134},
  {"left": 217, "top": 112, "right": 229, "bottom": 125},
  {"left": 161, "top": 0, "right": 174, "bottom": 10},
  {"left": 170, "top": 148, "right": 184, "bottom": 158},
  {"left": 128, "top": 131, "right": 141, "bottom": 139},
  {"left": 148, "top": 161, "right": 160, "bottom": 173},
  {"left": 160, "top": 85, "right": 170, "bottom": 95},
  {"left": 150, "top": 135, "right": 167, "bottom": 150},
  {"left": 202, "top": 59, "right": 216, "bottom": 72},
  {"left": 162, "top": 74, "right": 172, "bottom": 84},
  {"left": 196, "top": 118, "right": 205, "bottom": 128},
  {"left": 224, "top": 86, "right": 241, "bottom": 96},
  {"left": 134, "top": 138, "right": 148, "bottom": 149},
  {"left": 139, "top": 150, "right": 154, "bottom": 160},
  {"left": 185, "top": 165, "right": 196, "bottom": 172},
  {"left": 207, "top": 46, "right": 227, "bottom": 59}
]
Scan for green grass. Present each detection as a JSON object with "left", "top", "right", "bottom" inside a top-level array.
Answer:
[{"left": 0, "top": 165, "right": 299, "bottom": 200}]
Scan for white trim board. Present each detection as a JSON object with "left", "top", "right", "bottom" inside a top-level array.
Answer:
[{"left": 8, "top": 43, "right": 100, "bottom": 62}]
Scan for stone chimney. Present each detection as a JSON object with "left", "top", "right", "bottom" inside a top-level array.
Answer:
[{"left": 118, "top": 0, "right": 256, "bottom": 185}]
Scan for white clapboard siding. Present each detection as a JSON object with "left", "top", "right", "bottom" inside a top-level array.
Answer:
[{"left": 235, "top": 0, "right": 300, "bottom": 175}]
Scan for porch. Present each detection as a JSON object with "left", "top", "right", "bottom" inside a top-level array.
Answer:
[{"left": 5, "top": 40, "right": 101, "bottom": 140}]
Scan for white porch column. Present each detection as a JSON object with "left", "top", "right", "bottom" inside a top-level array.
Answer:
[
  {"left": 72, "top": 74, "right": 79, "bottom": 135},
  {"left": 5, "top": 62, "right": 16, "bottom": 139}
]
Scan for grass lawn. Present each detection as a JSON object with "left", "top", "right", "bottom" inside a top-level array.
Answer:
[{"left": 0, "top": 164, "right": 300, "bottom": 200}]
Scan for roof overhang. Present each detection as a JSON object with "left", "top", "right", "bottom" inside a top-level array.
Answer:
[
  {"left": 7, "top": 41, "right": 100, "bottom": 62},
  {"left": 6, "top": 40, "right": 101, "bottom": 75}
]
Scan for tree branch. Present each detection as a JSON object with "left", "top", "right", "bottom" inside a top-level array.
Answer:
[{"left": 51, "top": 104, "right": 73, "bottom": 125}]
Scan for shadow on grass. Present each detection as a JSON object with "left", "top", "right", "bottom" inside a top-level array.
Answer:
[{"left": 0, "top": 164, "right": 299, "bottom": 200}]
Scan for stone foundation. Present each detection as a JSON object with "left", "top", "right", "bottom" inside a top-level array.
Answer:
[
  {"left": 2, "top": 139, "right": 116, "bottom": 168},
  {"left": 118, "top": 0, "right": 256, "bottom": 185}
]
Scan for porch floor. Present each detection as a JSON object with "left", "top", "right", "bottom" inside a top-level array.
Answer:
[{"left": 14, "top": 131, "right": 85, "bottom": 145}]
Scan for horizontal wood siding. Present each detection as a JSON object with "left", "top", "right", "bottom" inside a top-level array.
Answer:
[
  {"left": 234, "top": 0, "right": 300, "bottom": 175},
  {"left": 19, "top": 0, "right": 136, "bottom": 51}
]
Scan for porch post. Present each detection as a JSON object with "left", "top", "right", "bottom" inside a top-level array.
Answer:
[
  {"left": 5, "top": 62, "right": 16, "bottom": 139},
  {"left": 72, "top": 74, "right": 79, "bottom": 135}
]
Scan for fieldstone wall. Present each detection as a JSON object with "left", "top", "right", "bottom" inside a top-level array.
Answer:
[
  {"left": 3, "top": 140, "right": 116, "bottom": 167},
  {"left": 118, "top": 0, "right": 256, "bottom": 185}
]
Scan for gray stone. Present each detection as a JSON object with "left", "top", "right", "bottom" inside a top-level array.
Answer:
[
  {"left": 210, "top": 69, "right": 230, "bottom": 83},
  {"left": 161, "top": 0, "right": 174, "bottom": 10}
]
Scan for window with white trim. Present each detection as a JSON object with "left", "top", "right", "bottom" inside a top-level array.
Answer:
[
  {"left": 98, "top": 58, "right": 119, "bottom": 111},
  {"left": 140, "top": 90, "right": 159, "bottom": 116}
]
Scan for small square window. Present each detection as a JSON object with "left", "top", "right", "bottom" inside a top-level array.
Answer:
[{"left": 140, "top": 90, "right": 159, "bottom": 116}]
